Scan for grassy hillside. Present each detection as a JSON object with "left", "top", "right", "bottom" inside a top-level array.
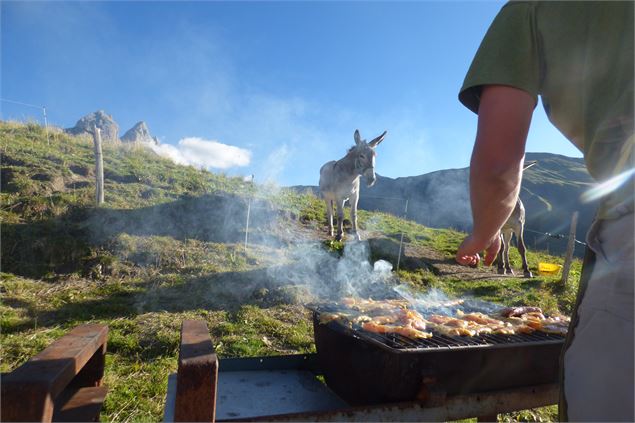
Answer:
[
  {"left": 1, "top": 121, "right": 581, "bottom": 422},
  {"left": 352, "top": 152, "right": 596, "bottom": 256}
]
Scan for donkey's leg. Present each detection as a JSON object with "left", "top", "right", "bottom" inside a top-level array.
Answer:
[
  {"left": 496, "top": 232, "right": 506, "bottom": 274},
  {"left": 503, "top": 230, "right": 514, "bottom": 275},
  {"left": 517, "top": 227, "right": 533, "bottom": 278},
  {"left": 325, "top": 199, "right": 334, "bottom": 237},
  {"left": 350, "top": 194, "right": 361, "bottom": 241},
  {"left": 335, "top": 200, "right": 345, "bottom": 241}
]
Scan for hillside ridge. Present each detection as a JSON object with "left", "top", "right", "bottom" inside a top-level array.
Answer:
[{"left": 292, "top": 152, "right": 596, "bottom": 255}]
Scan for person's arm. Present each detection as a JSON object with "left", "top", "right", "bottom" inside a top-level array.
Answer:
[{"left": 456, "top": 85, "right": 535, "bottom": 267}]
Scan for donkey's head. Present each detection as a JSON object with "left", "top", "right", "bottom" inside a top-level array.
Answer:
[{"left": 352, "top": 129, "right": 387, "bottom": 187}]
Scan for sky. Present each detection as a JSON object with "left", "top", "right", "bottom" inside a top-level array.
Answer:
[{"left": 2, "top": 1, "right": 583, "bottom": 186}]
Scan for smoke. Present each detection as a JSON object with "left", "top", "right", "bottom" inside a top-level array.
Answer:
[
  {"left": 393, "top": 285, "right": 503, "bottom": 316},
  {"left": 266, "top": 240, "right": 399, "bottom": 302},
  {"left": 257, "top": 145, "right": 291, "bottom": 186},
  {"left": 147, "top": 137, "right": 251, "bottom": 170},
  {"left": 413, "top": 169, "right": 471, "bottom": 230}
]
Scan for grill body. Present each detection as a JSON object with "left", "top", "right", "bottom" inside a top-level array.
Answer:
[{"left": 313, "top": 311, "right": 564, "bottom": 405}]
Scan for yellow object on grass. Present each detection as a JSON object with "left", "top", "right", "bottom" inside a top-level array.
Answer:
[{"left": 538, "top": 262, "right": 562, "bottom": 275}]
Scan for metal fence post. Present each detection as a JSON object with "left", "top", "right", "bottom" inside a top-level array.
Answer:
[
  {"left": 91, "top": 125, "right": 104, "bottom": 206},
  {"left": 43, "top": 106, "right": 50, "bottom": 146},
  {"left": 244, "top": 175, "right": 254, "bottom": 254},
  {"left": 396, "top": 198, "right": 409, "bottom": 272}
]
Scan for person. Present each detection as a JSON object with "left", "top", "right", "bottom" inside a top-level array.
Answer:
[{"left": 454, "top": 1, "right": 634, "bottom": 421}]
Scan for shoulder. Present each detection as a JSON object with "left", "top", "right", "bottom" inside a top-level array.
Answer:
[{"left": 458, "top": 0, "right": 540, "bottom": 114}]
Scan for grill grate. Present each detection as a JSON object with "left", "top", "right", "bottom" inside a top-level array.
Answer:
[
  {"left": 311, "top": 307, "right": 566, "bottom": 351},
  {"left": 358, "top": 327, "right": 565, "bottom": 351}
]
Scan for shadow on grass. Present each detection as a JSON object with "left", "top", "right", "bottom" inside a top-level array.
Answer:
[
  {"left": 368, "top": 236, "right": 438, "bottom": 273},
  {"left": 2, "top": 193, "right": 298, "bottom": 279},
  {"left": 2, "top": 261, "right": 345, "bottom": 334}
]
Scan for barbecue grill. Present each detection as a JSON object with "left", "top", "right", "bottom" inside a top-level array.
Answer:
[
  {"left": 312, "top": 307, "right": 565, "bottom": 405},
  {"left": 165, "top": 319, "right": 562, "bottom": 422}
]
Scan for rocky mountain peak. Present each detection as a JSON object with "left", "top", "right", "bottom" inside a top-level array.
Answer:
[
  {"left": 65, "top": 110, "right": 120, "bottom": 144},
  {"left": 121, "top": 121, "right": 159, "bottom": 145}
]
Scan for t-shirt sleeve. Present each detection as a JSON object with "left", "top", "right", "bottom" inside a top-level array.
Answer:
[{"left": 459, "top": 2, "right": 541, "bottom": 114}]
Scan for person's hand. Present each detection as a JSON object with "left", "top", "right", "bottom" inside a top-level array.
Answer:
[{"left": 455, "top": 233, "right": 501, "bottom": 268}]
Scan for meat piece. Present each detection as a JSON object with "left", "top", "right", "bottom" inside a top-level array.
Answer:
[
  {"left": 368, "top": 314, "right": 401, "bottom": 325},
  {"left": 500, "top": 306, "right": 544, "bottom": 318},
  {"left": 399, "top": 309, "right": 428, "bottom": 330},
  {"left": 540, "top": 323, "right": 569, "bottom": 335},
  {"left": 362, "top": 321, "right": 432, "bottom": 338},
  {"left": 427, "top": 322, "right": 478, "bottom": 337},
  {"left": 351, "top": 315, "right": 373, "bottom": 324},
  {"left": 456, "top": 311, "right": 517, "bottom": 335},
  {"left": 428, "top": 314, "right": 469, "bottom": 328},
  {"left": 457, "top": 311, "right": 505, "bottom": 326},
  {"left": 535, "top": 315, "right": 570, "bottom": 335},
  {"left": 504, "top": 317, "right": 537, "bottom": 333},
  {"left": 503, "top": 311, "right": 570, "bottom": 335},
  {"left": 491, "top": 326, "right": 517, "bottom": 335}
]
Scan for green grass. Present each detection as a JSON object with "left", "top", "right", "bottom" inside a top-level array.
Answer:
[{"left": 0, "top": 121, "right": 581, "bottom": 422}]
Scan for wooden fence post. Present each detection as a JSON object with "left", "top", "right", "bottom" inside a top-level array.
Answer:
[
  {"left": 561, "top": 211, "right": 579, "bottom": 284},
  {"left": 92, "top": 125, "right": 104, "bottom": 206}
]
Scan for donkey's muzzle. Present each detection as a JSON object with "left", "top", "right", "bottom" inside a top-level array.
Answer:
[{"left": 363, "top": 170, "right": 376, "bottom": 187}]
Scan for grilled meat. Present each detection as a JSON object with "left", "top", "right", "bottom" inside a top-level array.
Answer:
[
  {"left": 362, "top": 321, "right": 433, "bottom": 338},
  {"left": 501, "top": 306, "right": 544, "bottom": 318},
  {"left": 320, "top": 297, "right": 568, "bottom": 339},
  {"left": 456, "top": 310, "right": 517, "bottom": 335}
]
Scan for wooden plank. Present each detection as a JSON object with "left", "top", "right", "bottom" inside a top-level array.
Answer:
[
  {"left": 52, "top": 386, "right": 108, "bottom": 422},
  {"left": 174, "top": 320, "right": 218, "bottom": 422},
  {"left": 68, "top": 341, "right": 107, "bottom": 389},
  {"left": 1, "top": 380, "right": 54, "bottom": 422},
  {"left": 0, "top": 324, "right": 108, "bottom": 422}
]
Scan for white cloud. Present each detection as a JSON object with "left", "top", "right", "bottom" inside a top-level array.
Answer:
[{"left": 148, "top": 137, "right": 251, "bottom": 170}]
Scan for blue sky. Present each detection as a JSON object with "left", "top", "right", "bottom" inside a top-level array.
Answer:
[{"left": 2, "top": 1, "right": 582, "bottom": 186}]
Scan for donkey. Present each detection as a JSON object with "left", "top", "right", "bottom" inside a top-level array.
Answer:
[
  {"left": 495, "top": 161, "right": 537, "bottom": 278},
  {"left": 319, "top": 129, "right": 387, "bottom": 241}
]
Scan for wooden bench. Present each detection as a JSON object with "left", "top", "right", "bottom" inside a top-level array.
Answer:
[
  {"left": 164, "top": 320, "right": 219, "bottom": 422},
  {"left": 1, "top": 324, "right": 109, "bottom": 422}
]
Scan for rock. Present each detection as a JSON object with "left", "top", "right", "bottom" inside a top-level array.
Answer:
[
  {"left": 121, "top": 121, "right": 159, "bottom": 145},
  {"left": 66, "top": 110, "right": 120, "bottom": 144}
]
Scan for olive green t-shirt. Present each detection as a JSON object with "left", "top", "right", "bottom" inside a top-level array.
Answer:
[{"left": 459, "top": 1, "right": 634, "bottom": 218}]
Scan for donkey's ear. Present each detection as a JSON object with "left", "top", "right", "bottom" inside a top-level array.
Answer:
[
  {"left": 368, "top": 130, "right": 387, "bottom": 148},
  {"left": 354, "top": 129, "right": 362, "bottom": 146}
]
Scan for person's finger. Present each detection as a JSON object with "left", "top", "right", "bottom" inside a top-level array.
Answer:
[
  {"left": 456, "top": 253, "right": 480, "bottom": 267},
  {"left": 456, "top": 235, "right": 482, "bottom": 267},
  {"left": 483, "top": 236, "right": 501, "bottom": 266}
]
